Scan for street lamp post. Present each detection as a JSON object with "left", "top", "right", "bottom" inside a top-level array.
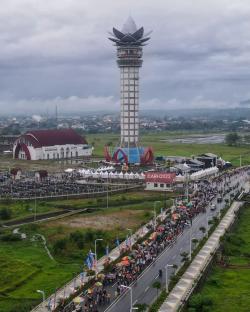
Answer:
[
  {"left": 185, "top": 171, "right": 190, "bottom": 201},
  {"left": 205, "top": 207, "right": 209, "bottom": 238},
  {"left": 94, "top": 238, "right": 103, "bottom": 272},
  {"left": 37, "top": 289, "right": 45, "bottom": 302},
  {"left": 34, "top": 196, "right": 37, "bottom": 222},
  {"left": 153, "top": 201, "right": 161, "bottom": 230},
  {"left": 107, "top": 173, "right": 109, "bottom": 209},
  {"left": 189, "top": 232, "right": 197, "bottom": 261},
  {"left": 127, "top": 228, "right": 132, "bottom": 248},
  {"left": 121, "top": 285, "right": 133, "bottom": 312},
  {"left": 165, "top": 264, "right": 173, "bottom": 293}
]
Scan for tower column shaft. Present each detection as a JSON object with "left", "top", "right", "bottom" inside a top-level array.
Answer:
[{"left": 120, "top": 66, "right": 139, "bottom": 147}]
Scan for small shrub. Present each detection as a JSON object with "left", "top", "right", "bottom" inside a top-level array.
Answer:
[
  {"left": 188, "top": 294, "right": 213, "bottom": 311},
  {"left": 85, "top": 230, "right": 94, "bottom": 241},
  {"left": 53, "top": 238, "right": 68, "bottom": 255},
  {"left": 70, "top": 231, "right": 84, "bottom": 249},
  {"left": 0, "top": 207, "right": 12, "bottom": 220},
  {"left": 1, "top": 233, "right": 22, "bottom": 241}
]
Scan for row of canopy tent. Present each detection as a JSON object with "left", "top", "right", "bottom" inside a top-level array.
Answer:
[
  {"left": 175, "top": 166, "right": 219, "bottom": 182},
  {"left": 77, "top": 169, "right": 145, "bottom": 180},
  {"left": 190, "top": 166, "right": 219, "bottom": 180}
]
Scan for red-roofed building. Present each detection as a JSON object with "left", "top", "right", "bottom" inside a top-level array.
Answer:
[
  {"left": 145, "top": 172, "right": 176, "bottom": 191},
  {"left": 13, "top": 129, "right": 92, "bottom": 160}
]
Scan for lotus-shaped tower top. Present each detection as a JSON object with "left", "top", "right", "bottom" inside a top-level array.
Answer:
[{"left": 109, "top": 16, "right": 151, "bottom": 46}]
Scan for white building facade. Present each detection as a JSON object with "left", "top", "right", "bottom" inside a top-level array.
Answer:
[
  {"left": 145, "top": 172, "right": 176, "bottom": 191},
  {"left": 13, "top": 129, "right": 92, "bottom": 161}
]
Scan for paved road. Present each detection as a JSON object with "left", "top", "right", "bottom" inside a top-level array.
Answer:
[{"left": 103, "top": 173, "right": 246, "bottom": 312}]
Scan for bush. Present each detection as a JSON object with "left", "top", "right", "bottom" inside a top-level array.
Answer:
[
  {"left": 207, "top": 277, "right": 221, "bottom": 287},
  {"left": 53, "top": 238, "right": 68, "bottom": 254},
  {"left": 85, "top": 230, "right": 94, "bottom": 241},
  {"left": 225, "top": 234, "right": 245, "bottom": 246},
  {"left": 149, "top": 289, "right": 167, "bottom": 312},
  {"left": 70, "top": 231, "right": 84, "bottom": 249},
  {"left": 0, "top": 207, "right": 12, "bottom": 220},
  {"left": 188, "top": 294, "right": 213, "bottom": 311},
  {"left": 1, "top": 233, "right": 22, "bottom": 241},
  {"left": 121, "top": 195, "right": 127, "bottom": 201}
]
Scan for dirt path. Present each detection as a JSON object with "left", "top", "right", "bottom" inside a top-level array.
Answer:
[{"left": 44, "top": 209, "right": 144, "bottom": 230}]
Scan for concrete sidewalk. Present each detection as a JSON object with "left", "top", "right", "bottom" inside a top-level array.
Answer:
[{"left": 31, "top": 207, "right": 169, "bottom": 312}]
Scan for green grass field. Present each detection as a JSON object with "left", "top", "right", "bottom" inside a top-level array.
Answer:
[
  {"left": 0, "top": 190, "right": 172, "bottom": 222},
  {"left": 1, "top": 131, "right": 250, "bottom": 171},
  {"left": 88, "top": 132, "right": 250, "bottom": 166},
  {"left": 0, "top": 240, "right": 80, "bottom": 312},
  {"left": 0, "top": 192, "right": 172, "bottom": 312},
  {"left": 188, "top": 204, "right": 250, "bottom": 312},
  {"left": 0, "top": 200, "right": 60, "bottom": 223}
]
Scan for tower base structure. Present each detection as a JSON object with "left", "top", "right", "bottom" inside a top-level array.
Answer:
[{"left": 104, "top": 146, "right": 154, "bottom": 165}]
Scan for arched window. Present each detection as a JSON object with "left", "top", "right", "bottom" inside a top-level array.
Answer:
[
  {"left": 60, "top": 147, "right": 64, "bottom": 158},
  {"left": 66, "top": 147, "right": 70, "bottom": 158}
]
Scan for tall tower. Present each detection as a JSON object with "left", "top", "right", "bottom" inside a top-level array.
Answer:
[{"left": 105, "top": 17, "right": 154, "bottom": 165}]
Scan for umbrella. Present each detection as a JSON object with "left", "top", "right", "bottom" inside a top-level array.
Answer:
[
  {"left": 87, "top": 288, "right": 93, "bottom": 294},
  {"left": 121, "top": 260, "right": 130, "bottom": 266},
  {"left": 149, "top": 232, "right": 157, "bottom": 240},
  {"left": 95, "top": 282, "right": 103, "bottom": 287},
  {"left": 97, "top": 273, "right": 105, "bottom": 279},
  {"left": 122, "top": 256, "right": 131, "bottom": 261},
  {"left": 73, "top": 297, "right": 84, "bottom": 304}
]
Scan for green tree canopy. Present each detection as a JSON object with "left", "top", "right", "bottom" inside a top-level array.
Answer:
[{"left": 225, "top": 132, "right": 240, "bottom": 146}]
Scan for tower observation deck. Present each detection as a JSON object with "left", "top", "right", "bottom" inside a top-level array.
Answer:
[{"left": 105, "top": 17, "right": 154, "bottom": 165}]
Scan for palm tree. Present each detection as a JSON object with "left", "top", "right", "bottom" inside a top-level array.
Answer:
[{"left": 152, "top": 280, "right": 161, "bottom": 297}]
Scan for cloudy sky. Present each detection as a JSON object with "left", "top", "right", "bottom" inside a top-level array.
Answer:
[{"left": 1, "top": 0, "right": 250, "bottom": 115}]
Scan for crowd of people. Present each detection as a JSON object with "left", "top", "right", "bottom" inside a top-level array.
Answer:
[
  {"left": 0, "top": 173, "right": 129, "bottom": 199},
  {"left": 61, "top": 167, "right": 250, "bottom": 312}
]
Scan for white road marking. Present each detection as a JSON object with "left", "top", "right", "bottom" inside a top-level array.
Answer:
[{"left": 144, "top": 286, "right": 149, "bottom": 293}]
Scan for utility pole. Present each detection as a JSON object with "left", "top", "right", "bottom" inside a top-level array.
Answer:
[{"left": 34, "top": 196, "right": 37, "bottom": 222}]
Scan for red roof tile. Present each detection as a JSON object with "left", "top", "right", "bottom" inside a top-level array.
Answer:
[{"left": 20, "top": 129, "right": 87, "bottom": 148}]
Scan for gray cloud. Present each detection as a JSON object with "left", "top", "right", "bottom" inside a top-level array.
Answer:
[{"left": 1, "top": 0, "right": 250, "bottom": 114}]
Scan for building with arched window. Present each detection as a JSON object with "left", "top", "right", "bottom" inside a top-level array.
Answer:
[{"left": 13, "top": 129, "right": 92, "bottom": 160}]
